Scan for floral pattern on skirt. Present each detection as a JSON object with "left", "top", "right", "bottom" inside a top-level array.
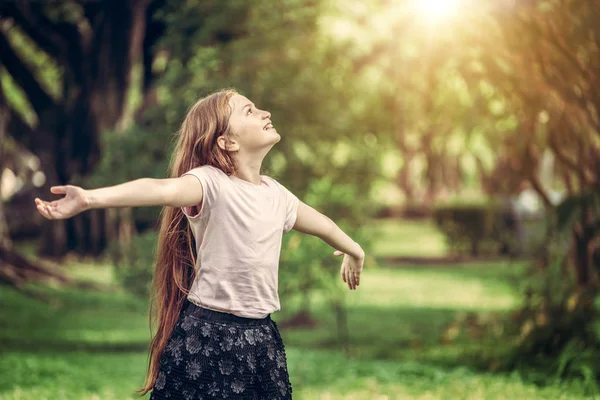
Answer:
[{"left": 150, "top": 304, "right": 292, "bottom": 399}]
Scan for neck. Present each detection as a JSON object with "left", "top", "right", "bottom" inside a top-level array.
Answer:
[{"left": 232, "top": 159, "right": 263, "bottom": 186}]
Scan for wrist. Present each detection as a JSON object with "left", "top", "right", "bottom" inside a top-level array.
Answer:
[
  {"left": 352, "top": 242, "right": 365, "bottom": 259},
  {"left": 83, "top": 189, "right": 94, "bottom": 210}
]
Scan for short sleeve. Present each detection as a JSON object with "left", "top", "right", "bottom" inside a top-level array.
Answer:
[
  {"left": 283, "top": 188, "right": 300, "bottom": 233},
  {"left": 267, "top": 177, "right": 300, "bottom": 233},
  {"left": 181, "top": 165, "right": 222, "bottom": 219}
]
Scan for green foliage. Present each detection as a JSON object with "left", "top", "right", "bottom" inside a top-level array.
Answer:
[
  {"left": 555, "top": 340, "right": 600, "bottom": 393},
  {"left": 107, "top": 231, "right": 158, "bottom": 299},
  {"left": 555, "top": 187, "right": 600, "bottom": 235},
  {"left": 1, "top": 25, "right": 63, "bottom": 125},
  {"left": 84, "top": 124, "right": 171, "bottom": 226},
  {"left": 433, "top": 203, "right": 520, "bottom": 257},
  {"left": 495, "top": 187, "right": 600, "bottom": 389},
  {"left": 98, "top": 0, "right": 384, "bottom": 317},
  {"left": 278, "top": 178, "right": 377, "bottom": 348}
]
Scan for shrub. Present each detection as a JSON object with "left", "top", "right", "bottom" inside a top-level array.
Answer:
[
  {"left": 433, "top": 203, "right": 517, "bottom": 257},
  {"left": 108, "top": 231, "right": 158, "bottom": 299},
  {"left": 489, "top": 189, "right": 600, "bottom": 392}
]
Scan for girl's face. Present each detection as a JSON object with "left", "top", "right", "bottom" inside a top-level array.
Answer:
[{"left": 225, "top": 94, "right": 280, "bottom": 152}]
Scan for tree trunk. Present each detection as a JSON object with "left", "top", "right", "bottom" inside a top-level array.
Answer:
[
  {"left": 0, "top": 87, "right": 12, "bottom": 250},
  {"left": 573, "top": 229, "right": 590, "bottom": 286},
  {"left": 396, "top": 153, "right": 416, "bottom": 202},
  {"left": 32, "top": 1, "right": 149, "bottom": 257},
  {"left": 572, "top": 205, "right": 593, "bottom": 287},
  {"left": 1, "top": 0, "right": 167, "bottom": 265},
  {"left": 332, "top": 300, "right": 350, "bottom": 356}
]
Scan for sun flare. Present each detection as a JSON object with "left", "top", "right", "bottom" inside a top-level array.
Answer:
[{"left": 413, "top": 0, "right": 462, "bottom": 22}]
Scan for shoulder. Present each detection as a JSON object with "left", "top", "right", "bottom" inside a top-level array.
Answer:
[
  {"left": 263, "top": 175, "right": 283, "bottom": 188},
  {"left": 183, "top": 165, "right": 227, "bottom": 178},
  {"left": 263, "top": 175, "right": 297, "bottom": 196}
]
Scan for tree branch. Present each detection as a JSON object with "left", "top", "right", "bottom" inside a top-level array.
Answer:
[
  {"left": 1, "top": 3, "right": 62, "bottom": 57},
  {"left": 7, "top": 107, "right": 37, "bottom": 150},
  {"left": 525, "top": 9, "right": 600, "bottom": 133},
  {"left": 22, "top": 2, "right": 80, "bottom": 51},
  {"left": 546, "top": 18, "right": 593, "bottom": 83},
  {"left": 0, "top": 29, "right": 56, "bottom": 116},
  {"left": 524, "top": 140, "right": 553, "bottom": 207},
  {"left": 2, "top": 2, "right": 87, "bottom": 88},
  {"left": 547, "top": 115, "right": 581, "bottom": 175}
]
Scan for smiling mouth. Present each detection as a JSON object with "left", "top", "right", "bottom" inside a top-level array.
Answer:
[{"left": 263, "top": 122, "right": 274, "bottom": 130}]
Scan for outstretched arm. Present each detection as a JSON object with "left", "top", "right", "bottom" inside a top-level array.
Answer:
[
  {"left": 292, "top": 201, "right": 365, "bottom": 290},
  {"left": 35, "top": 175, "right": 204, "bottom": 220}
]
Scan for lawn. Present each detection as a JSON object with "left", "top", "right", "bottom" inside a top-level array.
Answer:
[
  {"left": 1, "top": 219, "right": 596, "bottom": 399},
  {"left": 366, "top": 218, "right": 449, "bottom": 259}
]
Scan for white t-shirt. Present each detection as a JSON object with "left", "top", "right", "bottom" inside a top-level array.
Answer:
[{"left": 181, "top": 165, "right": 300, "bottom": 318}]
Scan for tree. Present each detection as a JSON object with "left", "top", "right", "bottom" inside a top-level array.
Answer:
[
  {"left": 0, "top": 0, "right": 165, "bottom": 257},
  {"left": 0, "top": 81, "right": 11, "bottom": 250},
  {"left": 459, "top": 0, "right": 600, "bottom": 287},
  {"left": 92, "top": 0, "right": 381, "bottom": 343}
]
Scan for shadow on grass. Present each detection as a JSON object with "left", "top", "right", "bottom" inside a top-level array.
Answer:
[
  {"left": 0, "top": 278, "right": 509, "bottom": 372},
  {"left": 281, "top": 304, "right": 507, "bottom": 372},
  {"left": 1, "top": 339, "right": 149, "bottom": 354}
]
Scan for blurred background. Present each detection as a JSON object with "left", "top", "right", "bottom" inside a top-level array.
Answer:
[{"left": 1, "top": 0, "right": 599, "bottom": 399}]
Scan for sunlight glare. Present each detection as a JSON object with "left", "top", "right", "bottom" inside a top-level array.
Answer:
[{"left": 413, "top": 0, "right": 462, "bottom": 23}]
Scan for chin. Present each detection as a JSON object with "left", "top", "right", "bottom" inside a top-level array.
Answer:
[{"left": 270, "top": 129, "right": 281, "bottom": 141}]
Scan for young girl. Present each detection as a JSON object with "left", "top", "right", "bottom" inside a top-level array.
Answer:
[{"left": 34, "top": 89, "right": 365, "bottom": 399}]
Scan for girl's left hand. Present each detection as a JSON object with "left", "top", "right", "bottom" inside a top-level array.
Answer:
[
  {"left": 34, "top": 185, "right": 90, "bottom": 220},
  {"left": 333, "top": 249, "right": 364, "bottom": 290}
]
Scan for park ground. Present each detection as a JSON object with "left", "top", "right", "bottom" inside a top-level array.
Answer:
[{"left": 0, "top": 219, "right": 596, "bottom": 399}]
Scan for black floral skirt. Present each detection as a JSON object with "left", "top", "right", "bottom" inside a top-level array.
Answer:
[{"left": 149, "top": 300, "right": 292, "bottom": 400}]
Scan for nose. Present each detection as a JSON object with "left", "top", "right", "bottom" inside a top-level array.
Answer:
[{"left": 262, "top": 110, "right": 271, "bottom": 120}]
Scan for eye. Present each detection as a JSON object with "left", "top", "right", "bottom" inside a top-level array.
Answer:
[{"left": 247, "top": 108, "right": 253, "bottom": 115}]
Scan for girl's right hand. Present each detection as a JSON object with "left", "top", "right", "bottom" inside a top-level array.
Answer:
[
  {"left": 35, "top": 185, "right": 90, "bottom": 220},
  {"left": 334, "top": 248, "right": 365, "bottom": 290}
]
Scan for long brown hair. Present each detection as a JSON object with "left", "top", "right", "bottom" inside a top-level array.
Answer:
[{"left": 138, "top": 89, "right": 238, "bottom": 395}]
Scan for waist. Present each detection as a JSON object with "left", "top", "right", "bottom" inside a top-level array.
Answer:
[{"left": 182, "top": 299, "right": 271, "bottom": 326}]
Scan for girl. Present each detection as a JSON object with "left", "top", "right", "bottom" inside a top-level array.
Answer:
[{"left": 34, "top": 89, "right": 365, "bottom": 399}]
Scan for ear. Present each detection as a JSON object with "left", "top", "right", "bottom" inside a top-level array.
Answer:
[{"left": 216, "top": 135, "right": 239, "bottom": 152}]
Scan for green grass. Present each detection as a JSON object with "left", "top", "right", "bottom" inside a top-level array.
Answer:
[
  {"left": 1, "top": 219, "right": 596, "bottom": 399},
  {"left": 365, "top": 218, "right": 449, "bottom": 258},
  {"left": 0, "top": 349, "right": 590, "bottom": 400},
  {"left": 0, "top": 262, "right": 594, "bottom": 399}
]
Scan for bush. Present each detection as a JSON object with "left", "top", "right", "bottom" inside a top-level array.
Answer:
[
  {"left": 496, "top": 234, "right": 600, "bottom": 391},
  {"left": 108, "top": 231, "right": 158, "bottom": 299},
  {"left": 433, "top": 203, "right": 517, "bottom": 257},
  {"left": 488, "top": 189, "right": 600, "bottom": 392}
]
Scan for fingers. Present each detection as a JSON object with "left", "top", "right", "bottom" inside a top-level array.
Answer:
[
  {"left": 341, "top": 264, "right": 362, "bottom": 290},
  {"left": 349, "top": 266, "right": 362, "bottom": 290},
  {"left": 50, "top": 186, "right": 67, "bottom": 194},
  {"left": 344, "top": 266, "right": 350, "bottom": 287},
  {"left": 337, "top": 251, "right": 365, "bottom": 290},
  {"left": 346, "top": 266, "right": 355, "bottom": 290},
  {"left": 336, "top": 251, "right": 356, "bottom": 290},
  {"left": 35, "top": 199, "right": 53, "bottom": 219},
  {"left": 35, "top": 198, "right": 61, "bottom": 219},
  {"left": 346, "top": 268, "right": 354, "bottom": 290}
]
